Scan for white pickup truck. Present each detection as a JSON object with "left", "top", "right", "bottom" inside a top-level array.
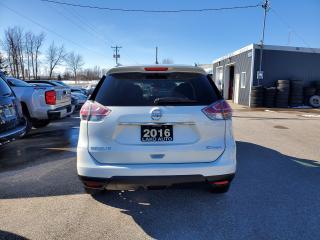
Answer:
[{"left": 6, "top": 77, "right": 72, "bottom": 133}]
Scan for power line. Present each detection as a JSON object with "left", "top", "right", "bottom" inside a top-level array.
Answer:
[
  {"left": 0, "top": 2, "right": 106, "bottom": 58},
  {"left": 46, "top": 3, "right": 99, "bottom": 40},
  {"left": 270, "top": 7, "right": 315, "bottom": 52},
  {"left": 59, "top": 5, "right": 139, "bottom": 64},
  {"left": 40, "top": 0, "right": 262, "bottom": 13}
]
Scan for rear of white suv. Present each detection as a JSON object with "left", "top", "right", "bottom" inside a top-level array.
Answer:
[{"left": 77, "top": 65, "right": 236, "bottom": 194}]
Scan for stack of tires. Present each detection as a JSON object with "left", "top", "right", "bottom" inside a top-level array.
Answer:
[
  {"left": 303, "top": 87, "right": 316, "bottom": 105},
  {"left": 251, "top": 85, "right": 264, "bottom": 107},
  {"left": 275, "top": 80, "right": 290, "bottom": 108},
  {"left": 264, "top": 87, "right": 276, "bottom": 108},
  {"left": 315, "top": 81, "right": 320, "bottom": 95},
  {"left": 308, "top": 80, "right": 320, "bottom": 108},
  {"left": 289, "top": 80, "right": 304, "bottom": 107}
]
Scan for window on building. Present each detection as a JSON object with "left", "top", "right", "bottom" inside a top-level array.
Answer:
[
  {"left": 240, "top": 72, "right": 246, "bottom": 88},
  {"left": 215, "top": 66, "right": 223, "bottom": 90}
]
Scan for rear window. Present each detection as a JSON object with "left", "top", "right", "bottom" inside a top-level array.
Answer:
[
  {"left": 94, "top": 72, "right": 221, "bottom": 106},
  {"left": 7, "top": 78, "right": 32, "bottom": 87},
  {"left": 0, "top": 76, "right": 13, "bottom": 96}
]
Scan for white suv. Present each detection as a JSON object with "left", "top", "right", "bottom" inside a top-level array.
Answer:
[{"left": 77, "top": 65, "right": 236, "bottom": 194}]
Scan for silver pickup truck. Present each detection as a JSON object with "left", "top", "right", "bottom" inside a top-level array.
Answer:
[{"left": 6, "top": 77, "right": 72, "bottom": 132}]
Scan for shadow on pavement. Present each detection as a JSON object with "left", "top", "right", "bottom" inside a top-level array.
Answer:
[
  {"left": 92, "top": 141, "right": 320, "bottom": 240},
  {"left": 0, "top": 230, "right": 29, "bottom": 240},
  {"left": 0, "top": 124, "right": 78, "bottom": 171},
  {"left": 0, "top": 141, "right": 320, "bottom": 239},
  {"left": 233, "top": 115, "right": 319, "bottom": 121}
]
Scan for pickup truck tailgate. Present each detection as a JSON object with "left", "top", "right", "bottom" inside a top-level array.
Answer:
[{"left": 55, "top": 87, "right": 71, "bottom": 106}]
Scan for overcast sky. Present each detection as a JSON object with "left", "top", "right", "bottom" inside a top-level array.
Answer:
[{"left": 1, "top": 0, "right": 319, "bottom": 69}]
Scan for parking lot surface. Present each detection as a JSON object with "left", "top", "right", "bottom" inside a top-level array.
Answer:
[{"left": 0, "top": 109, "right": 320, "bottom": 240}]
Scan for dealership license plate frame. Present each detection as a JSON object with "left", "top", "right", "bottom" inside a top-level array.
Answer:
[{"left": 141, "top": 125, "right": 173, "bottom": 142}]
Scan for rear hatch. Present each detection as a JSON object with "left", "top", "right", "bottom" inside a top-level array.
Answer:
[
  {"left": 0, "top": 79, "right": 19, "bottom": 134},
  {"left": 85, "top": 71, "right": 227, "bottom": 164}
]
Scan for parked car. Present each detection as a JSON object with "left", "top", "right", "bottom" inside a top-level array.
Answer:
[
  {"left": 47, "top": 80, "right": 86, "bottom": 110},
  {"left": 12, "top": 79, "right": 72, "bottom": 129},
  {"left": 48, "top": 81, "right": 81, "bottom": 110},
  {"left": 0, "top": 73, "right": 26, "bottom": 145},
  {"left": 77, "top": 65, "right": 236, "bottom": 195},
  {"left": 30, "top": 82, "right": 75, "bottom": 116},
  {"left": 70, "top": 88, "right": 87, "bottom": 110},
  {"left": 84, "top": 84, "right": 96, "bottom": 96},
  {"left": 71, "top": 86, "right": 88, "bottom": 96},
  {"left": 52, "top": 81, "right": 89, "bottom": 96}
]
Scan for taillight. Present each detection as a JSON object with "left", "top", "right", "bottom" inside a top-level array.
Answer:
[
  {"left": 80, "top": 101, "right": 111, "bottom": 121},
  {"left": 144, "top": 67, "right": 168, "bottom": 71},
  {"left": 45, "top": 90, "right": 56, "bottom": 105},
  {"left": 202, "top": 100, "right": 232, "bottom": 120}
]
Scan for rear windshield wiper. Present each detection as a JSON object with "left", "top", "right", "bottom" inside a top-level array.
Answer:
[
  {"left": 1, "top": 93, "right": 11, "bottom": 97},
  {"left": 154, "top": 97, "right": 198, "bottom": 105}
]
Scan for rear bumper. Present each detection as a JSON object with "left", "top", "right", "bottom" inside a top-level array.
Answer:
[
  {"left": 48, "top": 105, "right": 73, "bottom": 120},
  {"left": 79, "top": 173, "right": 235, "bottom": 189},
  {"left": 0, "top": 124, "right": 26, "bottom": 145},
  {"left": 77, "top": 143, "right": 236, "bottom": 183}
]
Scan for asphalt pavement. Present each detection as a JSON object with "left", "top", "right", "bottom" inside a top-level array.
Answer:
[{"left": 0, "top": 108, "right": 320, "bottom": 240}]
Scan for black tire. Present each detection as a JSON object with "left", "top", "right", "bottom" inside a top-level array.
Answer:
[
  {"left": 309, "top": 95, "right": 320, "bottom": 108},
  {"left": 252, "top": 85, "right": 264, "bottom": 91},
  {"left": 251, "top": 86, "right": 265, "bottom": 108},
  {"left": 304, "top": 87, "right": 316, "bottom": 95},
  {"left": 21, "top": 103, "right": 32, "bottom": 135},
  {"left": 252, "top": 93, "right": 264, "bottom": 96},
  {"left": 84, "top": 187, "right": 105, "bottom": 195},
  {"left": 277, "top": 84, "right": 290, "bottom": 88},
  {"left": 251, "top": 97, "right": 263, "bottom": 101},
  {"left": 32, "top": 119, "right": 50, "bottom": 128},
  {"left": 276, "top": 98, "right": 289, "bottom": 103},
  {"left": 277, "top": 80, "right": 290, "bottom": 84},
  {"left": 314, "top": 81, "right": 320, "bottom": 88},
  {"left": 290, "top": 94, "right": 303, "bottom": 99},
  {"left": 250, "top": 104, "right": 263, "bottom": 108},
  {"left": 209, "top": 184, "right": 230, "bottom": 194}
]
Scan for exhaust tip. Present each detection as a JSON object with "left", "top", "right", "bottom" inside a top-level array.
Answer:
[
  {"left": 83, "top": 180, "right": 105, "bottom": 189},
  {"left": 209, "top": 180, "right": 229, "bottom": 186}
]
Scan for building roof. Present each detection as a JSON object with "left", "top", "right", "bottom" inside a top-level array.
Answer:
[{"left": 212, "top": 43, "right": 320, "bottom": 64}]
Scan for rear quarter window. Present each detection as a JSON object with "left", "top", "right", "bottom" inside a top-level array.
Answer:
[
  {"left": 0, "top": 76, "right": 13, "bottom": 96},
  {"left": 93, "top": 72, "right": 222, "bottom": 106},
  {"left": 7, "top": 78, "right": 32, "bottom": 87}
]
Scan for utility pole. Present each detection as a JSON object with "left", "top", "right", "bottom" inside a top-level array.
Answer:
[
  {"left": 111, "top": 46, "right": 122, "bottom": 66},
  {"left": 257, "top": 0, "right": 270, "bottom": 85},
  {"left": 155, "top": 46, "right": 159, "bottom": 64}
]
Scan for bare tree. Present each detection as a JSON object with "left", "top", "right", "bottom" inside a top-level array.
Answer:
[
  {"left": 46, "top": 41, "right": 66, "bottom": 79},
  {"left": 66, "top": 52, "right": 84, "bottom": 81},
  {"left": 162, "top": 58, "right": 174, "bottom": 64},
  {"left": 2, "top": 26, "right": 25, "bottom": 78},
  {"left": 24, "top": 31, "right": 33, "bottom": 80},
  {"left": 34, "top": 33, "right": 45, "bottom": 79},
  {"left": 0, "top": 51, "right": 8, "bottom": 72}
]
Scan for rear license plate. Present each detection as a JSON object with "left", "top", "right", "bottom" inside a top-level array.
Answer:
[
  {"left": 4, "top": 108, "right": 13, "bottom": 118},
  {"left": 141, "top": 125, "right": 173, "bottom": 142}
]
